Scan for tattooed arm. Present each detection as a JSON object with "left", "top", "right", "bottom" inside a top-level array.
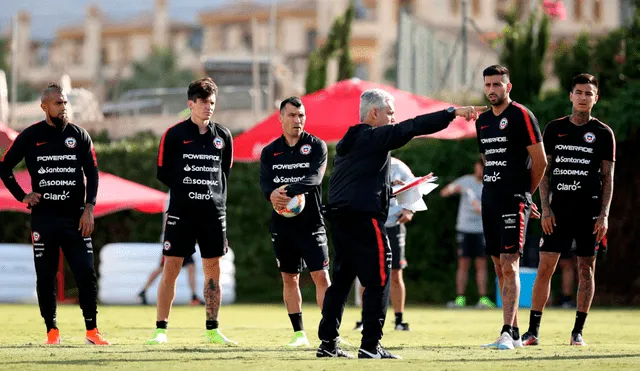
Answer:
[
  {"left": 594, "top": 160, "right": 614, "bottom": 242},
  {"left": 540, "top": 155, "right": 555, "bottom": 235}
]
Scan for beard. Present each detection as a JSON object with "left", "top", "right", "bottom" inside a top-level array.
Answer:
[
  {"left": 488, "top": 94, "right": 506, "bottom": 107},
  {"left": 50, "top": 114, "right": 68, "bottom": 129}
]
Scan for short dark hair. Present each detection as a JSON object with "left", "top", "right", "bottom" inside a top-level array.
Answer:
[
  {"left": 483, "top": 65, "right": 510, "bottom": 82},
  {"left": 187, "top": 77, "right": 218, "bottom": 101},
  {"left": 279, "top": 96, "right": 303, "bottom": 114},
  {"left": 571, "top": 73, "right": 598, "bottom": 92},
  {"left": 41, "top": 82, "right": 64, "bottom": 103},
  {"left": 476, "top": 156, "right": 484, "bottom": 166}
]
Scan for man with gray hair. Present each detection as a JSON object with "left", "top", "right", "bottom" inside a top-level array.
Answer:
[{"left": 316, "top": 88, "right": 485, "bottom": 359}]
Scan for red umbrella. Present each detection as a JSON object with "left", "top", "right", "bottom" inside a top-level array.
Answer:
[
  {"left": 0, "top": 122, "right": 19, "bottom": 150},
  {"left": 0, "top": 170, "right": 168, "bottom": 217},
  {"left": 233, "top": 78, "right": 478, "bottom": 162}
]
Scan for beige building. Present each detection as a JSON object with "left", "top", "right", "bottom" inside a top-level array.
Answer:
[
  {"left": 11, "top": 0, "right": 201, "bottom": 90},
  {"left": 8, "top": 0, "right": 625, "bottom": 98}
]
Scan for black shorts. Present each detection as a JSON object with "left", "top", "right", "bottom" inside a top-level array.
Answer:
[
  {"left": 386, "top": 224, "right": 407, "bottom": 269},
  {"left": 162, "top": 212, "right": 227, "bottom": 259},
  {"left": 160, "top": 254, "right": 195, "bottom": 267},
  {"left": 482, "top": 193, "right": 532, "bottom": 257},
  {"left": 539, "top": 199, "right": 601, "bottom": 257},
  {"left": 271, "top": 227, "right": 329, "bottom": 274},
  {"left": 456, "top": 232, "right": 486, "bottom": 258}
]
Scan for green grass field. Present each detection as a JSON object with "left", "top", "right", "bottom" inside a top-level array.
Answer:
[{"left": 1, "top": 304, "right": 639, "bottom": 370}]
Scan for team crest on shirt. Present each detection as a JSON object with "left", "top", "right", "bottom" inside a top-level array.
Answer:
[
  {"left": 539, "top": 237, "right": 544, "bottom": 247},
  {"left": 32, "top": 231, "right": 40, "bottom": 242},
  {"left": 163, "top": 241, "right": 171, "bottom": 251},
  {"left": 213, "top": 136, "right": 225, "bottom": 149},
  {"left": 583, "top": 132, "right": 596, "bottom": 143},
  {"left": 65, "top": 137, "right": 77, "bottom": 148},
  {"left": 300, "top": 144, "right": 312, "bottom": 155},
  {"left": 499, "top": 118, "right": 508, "bottom": 130}
]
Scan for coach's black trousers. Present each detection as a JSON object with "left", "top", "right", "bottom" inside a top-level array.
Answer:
[
  {"left": 318, "top": 210, "right": 392, "bottom": 349},
  {"left": 31, "top": 210, "right": 97, "bottom": 329}
]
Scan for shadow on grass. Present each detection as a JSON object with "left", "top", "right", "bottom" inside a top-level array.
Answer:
[{"left": 435, "top": 353, "right": 640, "bottom": 363}]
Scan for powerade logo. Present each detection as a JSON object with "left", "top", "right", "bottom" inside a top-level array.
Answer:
[
  {"left": 481, "top": 137, "right": 508, "bottom": 144},
  {"left": 272, "top": 163, "right": 310, "bottom": 170}
]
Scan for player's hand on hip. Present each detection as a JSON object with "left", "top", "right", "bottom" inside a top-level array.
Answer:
[
  {"left": 454, "top": 106, "right": 487, "bottom": 121},
  {"left": 396, "top": 209, "right": 414, "bottom": 224},
  {"left": 22, "top": 192, "right": 41, "bottom": 207},
  {"left": 392, "top": 179, "right": 405, "bottom": 186},
  {"left": 79, "top": 204, "right": 95, "bottom": 237},
  {"left": 594, "top": 214, "right": 608, "bottom": 243},
  {"left": 530, "top": 202, "right": 541, "bottom": 220},
  {"left": 541, "top": 207, "right": 555, "bottom": 234},
  {"left": 270, "top": 187, "right": 291, "bottom": 210}
]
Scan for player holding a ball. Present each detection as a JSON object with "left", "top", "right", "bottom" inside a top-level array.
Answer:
[{"left": 259, "top": 97, "right": 331, "bottom": 348}]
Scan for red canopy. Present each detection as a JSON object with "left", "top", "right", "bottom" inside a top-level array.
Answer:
[
  {"left": 0, "top": 122, "right": 18, "bottom": 150},
  {"left": 0, "top": 170, "right": 168, "bottom": 217},
  {"left": 233, "top": 79, "right": 478, "bottom": 162}
]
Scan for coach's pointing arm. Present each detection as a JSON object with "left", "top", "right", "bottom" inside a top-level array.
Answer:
[{"left": 368, "top": 106, "right": 485, "bottom": 152}]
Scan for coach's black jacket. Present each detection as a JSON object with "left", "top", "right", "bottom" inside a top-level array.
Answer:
[
  {"left": 260, "top": 132, "right": 327, "bottom": 232},
  {"left": 327, "top": 110, "right": 454, "bottom": 217}
]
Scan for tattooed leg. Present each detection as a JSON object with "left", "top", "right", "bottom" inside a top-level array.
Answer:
[
  {"left": 202, "top": 257, "right": 222, "bottom": 321},
  {"left": 577, "top": 256, "right": 596, "bottom": 313}
]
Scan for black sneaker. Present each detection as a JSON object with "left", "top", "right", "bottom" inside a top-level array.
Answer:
[
  {"left": 358, "top": 343, "right": 402, "bottom": 359},
  {"left": 521, "top": 331, "right": 539, "bottom": 346},
  {"left": 138, "top": 291, "right": 147, "bottom": 305},
  {"left": 394, "top": 322, "right": 410, "bottom": 331},
  {"left": 353, "top": 321, "right": 363, "bottom": 331},
  {"left": 316, "top": 342, "right": 354, "bottom": 358}
]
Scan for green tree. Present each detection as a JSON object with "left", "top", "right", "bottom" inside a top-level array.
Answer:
[
  {"left": 305, "top": 1, "right": 355, "bottom": 93},
  {"left": 337, "top": 2, "right": 355, "bottom": 81},
  {"left": 112, "top": 47, "right": 195, "bottom": 99},
  {"left": 0, "top": 39, "right": 9, "bottom": 74},
  {"left": 498, "top": 8, "right": 549, "bottom": 102},
  {"left": 553, "top": 33, "right": 590, "bottom": 93}
]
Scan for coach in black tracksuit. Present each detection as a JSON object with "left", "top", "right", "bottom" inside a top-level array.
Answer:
[
  {"left": 0, "top": 83, "right": 107, "bottom": 344},
  {"left": 316, "top": 88, "right": 483, "bottom": 359}
]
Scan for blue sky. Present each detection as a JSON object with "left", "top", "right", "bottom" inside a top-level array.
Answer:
[{"left": 0, "top": 0, "right": 271, "bottom": 40}]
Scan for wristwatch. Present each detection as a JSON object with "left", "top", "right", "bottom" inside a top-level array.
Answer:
[{"left": 446, "top": 106, "right": 456, "bottom": 119}]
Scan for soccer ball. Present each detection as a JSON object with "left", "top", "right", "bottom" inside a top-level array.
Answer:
[{"left": 274, "top": 186, "right": 305, "bottom": 218}]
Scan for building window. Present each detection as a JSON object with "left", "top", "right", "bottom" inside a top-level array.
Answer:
[
  {"left": 242, "top": 31, "right": 252, "bottom": 50},
  {"left": 307, "top": 30, "right": 317, "bottom": 53},
  {"left": 574, "top": 0, "right": 583, "bottom": 21},
  {"left": 189, "top": 28, "right": 203, "bottom": 51},
  {"left": 354, "top": 63, "right": 369, "bottom": 80},
  {"left": 354, "top": 0, "right": 375, "bottom": 20},
  {"left": 594, "top": 0, "right": 602, "bottom": 22}
]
